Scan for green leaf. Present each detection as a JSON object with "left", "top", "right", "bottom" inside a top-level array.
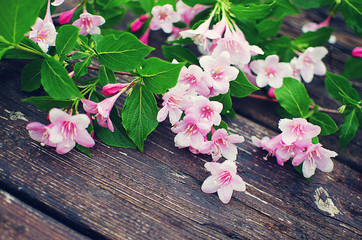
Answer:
[
  {"left": 339, "top": 0, "right": 362, "bottom": 36},
  {"left": 0, "top": 0, "right": 44, "bottom": 44},
  {"left": 69, "top": 52, "right": 91, "bottom": 60},
  {"left": 308, "top": 112, "right": 338, "bottom": 135},
  {"left": 274, "top": 78, "right": 310, "bottom": 117},
  {"left": 339, "top": 92, "right": 360, "bottom": 106},
  {"left": 324, "top": 72, "right": 360, "bottom": 104},
  {"left": 182, "top": 0, "right": 216, "bottom": 7},
  {"left": 96, "top": 33, "right": 153, "bottom": 72},
  {"left": 263, "top": 36, "right": 295, "bottom": 62},
  {"left": 230, "top": 2, "right": 275, "bottom": 20},
  {"left": 21, "top": 59, "right": 43, "bottom": 92},
  {"left": 122, "top": 84, "right": 158, "bottom": 151},
  {"left": 98, "top": 65, "right": 117, "bottom": 86},
  {"left": 162, "top": 45, "right": 199, "bottom": 65},
  {"left": 210, "top": 92, "right": 232, "bottom": 115},
  {"left": 76, "top": 144, "right": 93, "bottom": 158},
  {"left": 293, "top": 163, "right": 311, "bottom": 182},
  {"left": 342, "top": 57, "right": 362, "bottom": 79},
  {"left": 56, "top": 25, "right": 80, "bottom": 61},
  {"left": 139, "top": 0, "right": 154, "bottom": 12},
  {"left": 272, "top": 0, "right": 300, "bottom": 19},
  {"left": 22, "top": 96, "right": 73, "bottom": 111},
  {"left": 292, "top": 27, "right": 333, "bottom": 50},
  {"left": 73, "top": 56, "right": 91, "bottom": 80},
  {"left": 291, "top": 0, "right": 333, "bottom": 9},
  {"left": 41, "top": 57, "right": 83, "bottom": 100},
  {"left": 139, "top": 57, "right": 184, "bottom": 94},
  {"left": 230, "top": 70, "right": 259, "bottom": 98},
  {"left": 3, "top": 37, "right": 43, "bottom": 59},
  {"left": 98, "top": 7, "right": 126, "bottom": 28},
  {"left": 339, "top": 109, "right": 359, "bottom": 151},
  {"left": 257, "top": 18, "right": 283, "bottom": 39}
]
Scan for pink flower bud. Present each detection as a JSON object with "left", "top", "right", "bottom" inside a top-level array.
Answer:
[
  {"left": 102, "top": 83, "right": 129, "bottom": 96},
  {"left": 59, "top": 6, "right": 78, "bottom": 25},
  {"left": 130, "top": 14, "right": 149, "bottom": 32},
  {"left": 352, "top": 47, "right": 362, "bottom": 58},
  {"left": 139, "top": 27, "right": 151, "bottom": 45},
  {"left": 268, "top": 88, "right": 275, "bottom": 98},
  {"left": 68, "top": 71, "right": 75, "bottom": 78}
]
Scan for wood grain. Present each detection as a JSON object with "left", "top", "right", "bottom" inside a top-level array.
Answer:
[{"left": 0, "top": 190, "right": 90, "bottom": 240}]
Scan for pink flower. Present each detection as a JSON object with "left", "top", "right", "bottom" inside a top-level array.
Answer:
[
  {"left": 295, "top": 47, "right": 328, "bottom": 83},
  {"left": 241, "top": 65, "right": 257, "bottom": 87},
  {"left": 27, "top": 0, "right": 57, "bottom": 53},
  {"left": 51, "top": 0, "right": 64, "bottom": 6},
  {"left": 102, "top": 83, "right": 130, "bottom": 96},
  {"left": 199, "top": 51, "right": 239, "bottom": 96},
  {"left": 150, "top": 4, "right": 180, "bottom": 33},
  {"left": 157, "top": 85, "right": 193, "bottom": 125},
  {"left": 81, "top": 91, "right": 122, "bottom": 132},
  {"left": 176, "top": 1, "right": 208, "bottom": 26},
  {"left": 185, "top": 96, "right": 222, "bottom": 128},
  {"left": 73, "top": 10, "right": 105, "bottom": 35},
  {"left": 59, "top": 6, "right": 78, "bottom": 25},
  {"left": 130, "top": 14, "right": 149, "bottom": 32},
  {"left": 352, "top": 47, "right": 362, "bottom": 58},
  {"left": 249, "top": 55, "right": 293, "bottom": 88},
  {"left": 178, "top": 65, "right": 209, "bottom": 96},
  {"left": 139, "top": 27, "right": 151, "bottom": 45},
  {"left": 171, "top": 115, "right": 210, "bottom": 149},
  {"left": 267, "top": 88, "right": 275, "bottom": 98},
  {"left": 302, "top": 16, "right": 336, "bottom": 44},
  {"left": 200, "top": 129, "right": 244, "bottom": 161},
  {"left": 278, "top": 118, "right": 321, "bottom": 147},
  {"left": 48, "top": 108, "right": 95, "bottom": 154},
  {"left": 290, "top": 57, "right": 301, "bottom": 81},
  {"left": 180, "top": 16, "right": 219, "bottom": 51},
  {"left": 292, "top": 143, "right": 337, "bottom": 178},
  {"left": 26, "top": 122, "right": 56, "bottom": 147},
  {"left": 201, "top": 161, "right": 246, "bottom": 204}
]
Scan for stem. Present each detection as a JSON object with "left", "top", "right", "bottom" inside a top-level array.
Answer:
[
  {"left": 247, "top": 94, "right": 340, "bottom": 114},
  {"left": 16, "top": 43, "right": 44, "bottom": 56},
  {"left": 87, "top": 65, "right": 133, "bottom": 76}
]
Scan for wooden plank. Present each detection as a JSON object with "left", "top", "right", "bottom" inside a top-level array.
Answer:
[
  {"left": 0, "top": 60, "right": 361, "bottom": 239},
  {"left": 0, "top": 189, "right": 90, "bottom": 240}
]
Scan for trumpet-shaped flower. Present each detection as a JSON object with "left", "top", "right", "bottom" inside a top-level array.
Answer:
[
  {"left": 150, "top": 4, "right": 180, "bottom": 33},
  {"left": 102, "top": 83, "right": 130, "bottom": 96},
  {"left": 26, "top": 122, "right": 56, "bottom": 147},
  {"left": 200, "top": 51, "right": 239, "bottom": 96},
  {"left": 176, "top": 1, "right": 208, "bottom": 26},
  {"left": 279, "top": 118, "right": 321, "bottom": 147},
  {"left": 59, "top": 6, "right": 79, "bottom": 25},
  {"left": 250, "top": 55, "right": 293, "bottom": 88},
  {"left": 295, "top": 47, "right": 328, "bottom": 83},
  {"left": 200, "top": 128, "right": 244, "bottom": 161},
  {"left": 48, "top": 108, "right": 95, "bottom": 154},
  {"left": 172, "top": 115, "right": 210, "bottom": 149},
  {"left": 292, "top": 143, "right": 336, "bottom": 178},
  {"left": 185, "top": 96, "right": 222, "bottom": 127},
  {"left": 178, "top": 65, "right": 209, "bottom": 96},
  {"left": 201, "top": 161, "right": 246, "bottom": 204},
  {"left": 73, "top": 10, "right": 105, "bottom": 35},
  {"left": 81, "top": 91, "right": 122, "bottom": 132}
]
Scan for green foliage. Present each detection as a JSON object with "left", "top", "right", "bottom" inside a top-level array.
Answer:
[
  {"left": 3, "top": 37, "right": 43, "bottom": 59},
  {"left": 0, "top": 0, "right": 44, "bottom": 44},
  {"left": 138, "top": 57, "right": 185, "bottom": 94},
  {"left": 292, "top": 27, "right": 333, "bottom": 50},
  {"left": 339, "top": 0, "right": 362, "bottom": 36},
  {"left": 324, "top": 72, "right": 359, "bottom": 104},
  {"left": 21, "top": 59, "right": 44, "bottom": 92},
  {"left": 22, "top": 96, "right": 73, "bottom": 111},
  {"left": 230, "top": 70, "right": 259, "bottom": 98},
  {"left": 230, "top": 1, "right": 275, "bottom": 20},
  {"left": 308, "top": 112, "right": 338, "bottom": 135},
  {"left": 262, "top": 36, "right": 295, "bottom": 62},
  {"left": 257, "top": 18, "right": 283, "bottom": 39},
  {"left": 122, "top": 84, "right": 159, "bottom": 152},
  {"left": 272, "top": 0, "right": 300, "bottom": 19},
  {"left": 139, "top": 0, "right": 155, "bottom": 12},
  {"left": 291, "top": 0, "right": 333, "bottom": 9},
  {"left": 73, "top": 56, "right": 91, "bottom": 80},
  {"left": 98, "top": 65, "right": 117, "bottom": 86},
  {"left": 41, "top": 57, "right": 83, "bottom": 100},
  {"left": 95, "top": 33, "right": 153, "bottom": 72},
  {"left": 342, "top": 57, "right": 362, "bottom": 79},
  {"left": 162, "top": 45, "right": 199, "bottom": 65},
  {"left": 210, "top": 92, "right": 232, "bottom": 115},
  {"left": 56, "top": 25, "right": 80, "bottom": 62},
  {"left": 274, "top": 78, "right": 310, "bottom": 117},
  {"left": 182, "top": 0, "right": 216, "bottom": 7},
  {"left": 339, "top": 109, "right": 359, "bottom": 151}
]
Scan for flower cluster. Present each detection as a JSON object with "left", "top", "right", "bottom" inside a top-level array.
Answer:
[{"left": 252, "top": 118, "right": 337, "bottom": 178}]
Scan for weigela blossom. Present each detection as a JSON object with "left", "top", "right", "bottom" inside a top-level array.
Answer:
[
  {"left": 185, "top": 96, "right": 223, "bottom": 128},
  {"left": 81, "top": 91, "right": 122, "bottom": 132},
  {"left": 249, "top": 55, "right": 293, "bottom": 88},
  {"left": 172, "top": 115, "right": 210, "bottom": 149},
  {"left": 352, "top": 47, "right": 362, "bottom": 58},
  {"left": 176, "top": 1, "right": 208, "bottom": 26},
  {"left": 177, "top": 65, "right": 209, "bottom": 96},
  {"left": 26, "top": 122, "right": 56, "bottom": 147},
  {"left": 200, "top": 51, "right": 239, "bottom": 96},
  {"left": 27, "top": 0, "right": 57, "bottom": 53},
  {"left": 292, "top": 143, "right": 336, "bottom": 178},
  {"left": 201, "top": 161, "right": 246, "bottom": 204},
  {"left": 73, "top": 10, "right": 106, "bottom": 35},
  {"left": 102, "top": 83, "right": 130, "bottom": 96},
  {"left": 290, "top": 57, "right": 302, "bottom": 81},
  {"left": 130, "top": 14, "right": 149, "bottom": 32},
  {"left": 295, "top": 47, "right": 328, "bottom": 83},
  {"left": 59, "top": 6, "right": 79, "bottom": 25},
  {"left": 200, "top": 128, "right": 245, "bottom": 161},
  {"left": 150, "top": 4, "right": 180, "bottom": 33},
  {"left": 279, "top": 118, "right": 321, "bottom": 147},
  {"left": 157, "top": 84, "right": 194, "bottom": 125}
]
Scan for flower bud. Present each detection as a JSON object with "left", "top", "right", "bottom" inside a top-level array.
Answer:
[
  {"left": 352, "top": 47, "right": 362, "bottom": 58},
  {"left": 102, "top": 83, "right": 129, "bottom": 96},
  {"left": 59, "top": 6, "right": 78, "bottom": 25}
]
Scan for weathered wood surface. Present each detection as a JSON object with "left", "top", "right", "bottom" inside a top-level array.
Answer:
[{"left": 0, "top": 3, "right": 361, "bottom": 240}]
